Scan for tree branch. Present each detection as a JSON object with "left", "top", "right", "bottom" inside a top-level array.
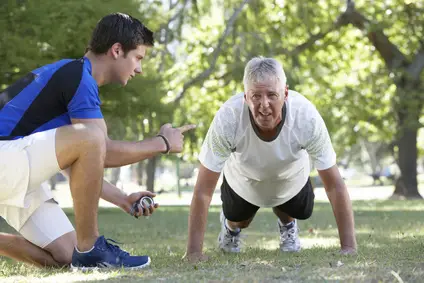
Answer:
[
  {"left": 156, "top": 0, "right": 189, "bottom": 45},
  {"left": 173, "top": 0, "right": 251, "bottom": 104},
  {"left": 407, "top": 48, "right": 424, "bottom": 81},
  {"left": 337, "top": 0, "right": 408, "bottom": 70},
  {"left": 274, "top": 2, "right": 350, "bottom": 57},
  {"left": 276, "top": 0, "right": 409, "bottom": 71},
  {"left": 157, "top": 0, "right": 190, "bottom": 71},
  {"left": 168, "top": 0, "right": 190, "bottom": 23},
  {"left": 405, "top": 2, "right": 424, "bottom": 48}
]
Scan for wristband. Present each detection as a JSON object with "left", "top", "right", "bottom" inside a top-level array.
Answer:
[{"left": 157, "top": 134, "right": 171, "bottom": 154}]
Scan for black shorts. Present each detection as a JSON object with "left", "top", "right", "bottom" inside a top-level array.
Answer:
[{"left": 221, "top": 175, "right": 315, "bottom": 222}]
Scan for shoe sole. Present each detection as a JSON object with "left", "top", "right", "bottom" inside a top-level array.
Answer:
[
  {"left": 280, "top": 246, "right": 301, "bottom": 252},
  {"left": 70, "top": 257, "right": 151, "bottom": 272}
]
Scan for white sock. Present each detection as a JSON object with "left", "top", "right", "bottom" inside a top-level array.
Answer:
[
  {"left": 75, "top": 245, "right": 95, "bottom": 254},
  {"left": 225, "top": 219, "right": 240, "bottom": 233},
  {"left": 278, "top": 219, "right": 295, "bottom": 228}
]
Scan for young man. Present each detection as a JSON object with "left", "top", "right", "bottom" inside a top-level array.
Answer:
[
  {"left": 185, "top": 57, "right": 357, "bottom": 262},
  {"left": 0, "top": 13, "right": 195, "bottom": 270}
]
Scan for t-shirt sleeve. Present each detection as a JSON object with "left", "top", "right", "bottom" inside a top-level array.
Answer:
[
  {"left": 198, "top": 105, "right": 237, "bottom": 172},
  {"left": 300, "top": 104, "right": 336, "bottom": 170},
  {"left": 67, "top": 79, "right": 103, "bottom": 119}
]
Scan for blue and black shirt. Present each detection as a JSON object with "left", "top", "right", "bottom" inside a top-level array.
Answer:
[{"left": 0, "top": 57, "right": 103, "bottom": 140}]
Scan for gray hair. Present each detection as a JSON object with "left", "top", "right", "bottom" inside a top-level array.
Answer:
[{"left": 243, "top": 57, "right": 287, "bottom": 95}]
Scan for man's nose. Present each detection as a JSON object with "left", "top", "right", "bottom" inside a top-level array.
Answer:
[
  {"left": 135, "top": 64, "right": 142, "bottom": 74},
  {"left": 260, "top": 96, "right": 270, "bottom": 107}
]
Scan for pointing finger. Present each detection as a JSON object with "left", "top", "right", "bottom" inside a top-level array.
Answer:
[{"left": 177, "top": 124, "right": 197, "bottom": 133}]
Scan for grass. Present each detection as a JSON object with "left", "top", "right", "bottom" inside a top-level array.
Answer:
[{"left": 1, "top": 200, "right": 424, "bottom": 282}]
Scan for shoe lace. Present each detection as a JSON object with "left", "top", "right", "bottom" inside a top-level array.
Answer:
[
  {"left": 280, "top": 226, "right": 297, "bottom": 245},
  {"left": 223, "top": 231, "right": 243, "bottom": 247},
  {"left": 104, "top": 238, "right": 129, "bottom": 257}
]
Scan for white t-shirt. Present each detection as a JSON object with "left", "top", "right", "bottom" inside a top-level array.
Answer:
[{"left": 199, "top": 91, "right": 336, "bottom": 207}]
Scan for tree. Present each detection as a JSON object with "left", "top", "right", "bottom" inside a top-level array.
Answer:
[
  {"left": 331, "top": 0, "right": 423, "bottom": 198},
  {"left": 170, "top": 0, "right": 423, "bottom": 198}
]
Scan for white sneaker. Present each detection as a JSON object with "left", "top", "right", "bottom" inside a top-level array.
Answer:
[
  {"left": 278, "top": 219, "right": 301, "bottom": 252},
  {"left": 217, "top": 211, "right": 241, "bottom": 253}
]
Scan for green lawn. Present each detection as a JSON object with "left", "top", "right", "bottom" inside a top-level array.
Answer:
[{"left": 1, "top": 200, "right": 424, "bottom": 282}]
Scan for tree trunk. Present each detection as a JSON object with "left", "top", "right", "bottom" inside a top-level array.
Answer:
[
  {"left": 361, "top": 140, "right": 381, "bottom": 173},
  {"left": 391, "top": 85, "right": 422, "bottom": 199},
  {"left": 146, "top": 156, "right": 157, "bottom": 192},
  {"left": 392, "top": 125, "right": 421, "bottom": 199},
  {"left": 111, "top": 167, "right": 121, "bottom": 186},
  {"left": 137, "top": 161, "right": 144, "bottom": 186}
]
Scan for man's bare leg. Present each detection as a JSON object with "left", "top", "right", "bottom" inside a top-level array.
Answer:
[
  {"left": 55, "top": 124, "right": 106, "bottom": 252},
  {"left": 43, "top": 231, "right": 77, "bottom": 265},
  {"left": 0, "top": 230, "right": 76, "bottom": 268},
  {"left": 0, "top": 233, "right": 60, "bottom": 268},
  {"left": 272, "top": 208, "right": 295, "bottom": 224},
  {"left": 226, "top": 216, "right": 255, "bottom": 230}
]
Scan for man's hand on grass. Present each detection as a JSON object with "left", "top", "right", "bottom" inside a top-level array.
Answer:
[{"left": 182, "top": 252, "right": 209, "bottom": 263}]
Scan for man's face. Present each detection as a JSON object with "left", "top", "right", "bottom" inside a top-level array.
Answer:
[
  {"left": 244, "top": 79, "right": 286, "bottom": 133},
  {"left": 112, "top": 44, "right": 148, "bottom": 86}
]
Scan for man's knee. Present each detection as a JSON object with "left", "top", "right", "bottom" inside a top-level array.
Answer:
[
  {"left": 295, "top": 207, "right": 313, "bottom": 220},
  {"left": 56, "top": 124, "right": 106, "bottom": 169},
  {"left": 44, "top": 231, "right": 76, "bottom": 265}
]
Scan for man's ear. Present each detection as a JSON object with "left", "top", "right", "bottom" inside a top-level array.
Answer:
[
  {"left": 110, "top": 43, "right": 123, "bottom": 59},
  {"left": 284, "top": 85, "right": 289, "bottom": 101}
]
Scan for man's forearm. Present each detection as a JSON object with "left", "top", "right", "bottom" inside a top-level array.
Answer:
[
  {"left": 100, "top": 179, "right": 127, "bottom": 210},
  {"left": 105, "top": 137, "right": 166, "bottom": 168},
  {"left": 326, "top": 185, "right": 357, "bottom": 250},
  {"left": 187, "top": 193, "right": 213, "bottom": 254}
]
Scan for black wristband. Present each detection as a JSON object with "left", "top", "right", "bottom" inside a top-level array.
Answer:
[{"left": 157, "top": 134, "right": 171, "bottom": 154}]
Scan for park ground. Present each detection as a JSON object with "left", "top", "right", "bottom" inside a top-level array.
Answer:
[{"left": 1, "top": 180, "right": 424, "bottom": 282}]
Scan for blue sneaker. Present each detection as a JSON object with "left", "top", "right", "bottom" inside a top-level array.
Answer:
[{"left": 70, "top": 236, "right": 151, "bottom": 271}]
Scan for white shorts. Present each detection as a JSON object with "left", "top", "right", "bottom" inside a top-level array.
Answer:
[
  {"left": 18, "top": 199, "right": 74, "bottom": 248},
  {"left": 0, "top": 129, "right": 64, "bottom": 232}
]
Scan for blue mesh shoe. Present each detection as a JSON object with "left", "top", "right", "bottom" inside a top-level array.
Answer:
[{"left": 71, "top": 236, "right": 151, "bottom": 271}]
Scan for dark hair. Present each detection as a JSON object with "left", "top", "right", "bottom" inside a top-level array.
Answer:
[{"left": 88, "top": 13, "right": 154, "bottom": 55}]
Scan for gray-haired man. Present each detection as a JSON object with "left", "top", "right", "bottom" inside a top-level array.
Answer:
[{"left": 185, "top": 57, "right": 357, "bottom": 262}]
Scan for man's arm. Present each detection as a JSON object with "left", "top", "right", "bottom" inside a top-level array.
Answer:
[
  {"left": 318, "top": 165, "right": 357, "bottom": 254},
  {"left": 61, "top": 168, "right": 157, "bottom": 217},
  {"left": 186, "top": 164, "right": 221, "bottom": 262},
  {"left": 71, "top": 118, "right": 195, "bottom": 167},
  {"left": 100, "top": 179, "right": 158, "bottom": 217}
]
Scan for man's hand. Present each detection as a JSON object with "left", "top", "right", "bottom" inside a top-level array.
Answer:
[
  {"left": 182, "top": 252, "right": 209, "bottom": 263},
  {"left": 121, "top": 191, "right": 159, "bottom": 218},
  {"left": 158, "top": 123, "right": 196, "bottom": 153},
  {"left": 318, "top": 166, "right": 357, "bottom": 253}
]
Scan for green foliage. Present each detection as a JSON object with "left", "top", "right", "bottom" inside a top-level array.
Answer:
[
  {"left": 1, "top": 0, "right": 423, "bottom": 162},
  {"left": 169, "top": 0, "right": 423, "bottom": 161}
]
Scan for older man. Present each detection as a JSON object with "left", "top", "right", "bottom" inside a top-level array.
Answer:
[{"left": 185, "top": 57, "right": 356, "bottom": 262}]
